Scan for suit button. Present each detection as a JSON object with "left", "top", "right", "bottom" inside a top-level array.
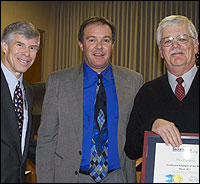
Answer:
[
  {"left": 75, "top": 171, "right": 78, "bottom": 175},
  {"left": 79, "top": 151, "right": 82, "bottom": 155}
]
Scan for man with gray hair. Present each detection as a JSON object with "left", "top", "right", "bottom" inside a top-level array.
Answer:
[
  {"left": 1, "top": 21, "right": 40, "bottom": 183},
  {"left": 125, "top": 15, "right": 199, "bottom": 161}
]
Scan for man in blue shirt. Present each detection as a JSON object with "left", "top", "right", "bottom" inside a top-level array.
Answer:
[{"left": 36, "top": 16, "right": 143, "bottom": 183}]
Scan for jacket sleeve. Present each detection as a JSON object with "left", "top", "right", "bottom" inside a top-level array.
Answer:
[{"left": 36, "top": 74, "right": 59, "bottom": 182}]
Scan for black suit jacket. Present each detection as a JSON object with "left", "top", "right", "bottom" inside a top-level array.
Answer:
[{"left": 1, "top": 69, "right": 36, "bottom": 183}]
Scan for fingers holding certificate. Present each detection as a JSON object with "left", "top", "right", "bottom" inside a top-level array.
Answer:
[
  {"left": 141, "top": 131, "right": 199, "bottom": 183},
  {"left": 152, "top": 118, "right": 183, "bottom": 147}
]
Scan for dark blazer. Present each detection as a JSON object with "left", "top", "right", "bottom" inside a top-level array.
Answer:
[{"left": 1, "top": 69, "right": 36, "bottom": 183}]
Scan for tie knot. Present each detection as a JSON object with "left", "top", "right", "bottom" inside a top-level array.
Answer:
[
  {"left": 176, "top": 77, "right": 184, "bottom": 84},
  {"left": 17, "top": 80, "right": 21, "bottom": 86},
  {"left": 15, "top": 81, "right": 22, "bottom": 91},
  {"left": 97, "top": 74, "right": 103, "bottom": 84},
  {"left": 97, "top": 74, "right": 103, "bottom": 80}
]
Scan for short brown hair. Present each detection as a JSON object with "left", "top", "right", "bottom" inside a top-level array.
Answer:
[{"left": 78, "top": 16, "right": 116, "bottom": 44}]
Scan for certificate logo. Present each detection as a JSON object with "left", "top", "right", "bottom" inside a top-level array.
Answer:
[
  {"left": 172, "top": 174, "right": 183, "bottom": 183},
  {"left": 172, "top": 147, "right": 184, "bottom": 152},
  {"left": 165, "top": 174, "right": 183, "bottom": 183}
]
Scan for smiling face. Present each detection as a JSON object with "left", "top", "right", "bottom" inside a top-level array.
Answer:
[
  {"left": 1, "top": 34, "right": 39, "bottom": 78},
  {"left": 78, "top": 23, "right": 114, "bottom": 73},
  {"left": 159, "top": 24, "right": 199, "bottom": 76}
]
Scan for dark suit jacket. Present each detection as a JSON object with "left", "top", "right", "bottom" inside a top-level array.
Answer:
[{"left": 1, "top": 69, "right": 36, "bottom": 183}]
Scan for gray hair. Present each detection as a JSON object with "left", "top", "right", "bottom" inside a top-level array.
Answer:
[
  {"left": 156, "top": 15, "right": 198, "bottom": 46},
  {"left": 1, "top": 21, "right": 40, "bottom": 47}
]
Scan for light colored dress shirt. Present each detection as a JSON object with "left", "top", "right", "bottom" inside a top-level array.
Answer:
[
  {"left": 1, "top": 61, "right": 28, "bottom": 155},
  {"left": 168, "top": 65, "right": 198, "bottom": 95}
]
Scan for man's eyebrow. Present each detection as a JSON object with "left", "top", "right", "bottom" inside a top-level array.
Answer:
[
  {"left": 15, "top": 41, "right": 38, "bottom": 47},
  {"left": 86, "top": 36, "right": 95, "bottom": 40},
  {"left": 15, "top": 41, "right": 24, "bottom": 44},
  {"left": 103, "top": 36, "right": 112, "bottom": 39},
  {"left": 86, "top": 36, "right": 112, "bottom": 40}
]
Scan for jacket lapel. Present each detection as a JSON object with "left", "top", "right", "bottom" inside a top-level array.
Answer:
[
  {"left": 21, "top": 82, "right": 32, "bottom": 162},
  {"left": 63, "top": 64, "right": 83, "bottom": 149},
  {"left": 112, "top": 65, "right": 130, "bottom": 157},
  {"left": 1, "top": 70, "right": 22, "bottom": 159}
]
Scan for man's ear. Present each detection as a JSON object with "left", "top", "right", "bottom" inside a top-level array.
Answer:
[
  {"left": 194, "top": 39, "right": 199, "bottom": 55},
  {"left": 1, "top": 41, "right": 8, "bottom": 54},
  {"left": 159, "top": 46, "right": 164, "bottom": 59},
  {"left": 112, "top": 42, "right": 115, "bottom": 49},
  {"left": 78, "top": 41, "right": 84, "bottom": 51}
]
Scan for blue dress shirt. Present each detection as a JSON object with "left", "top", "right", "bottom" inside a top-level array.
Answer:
[{"left": 80, "top": 61, "right": 121, "bottom": 171}]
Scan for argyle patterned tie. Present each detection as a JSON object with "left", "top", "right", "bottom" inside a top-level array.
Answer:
[
  {"left": 175, "top": 77, "right": 185, "bottom": 101},
  {"left": 89, "top": 74, "right": 108, "bottom": 182},
  {"left": 13, "top": 81, "right": 24, "bottom": 137}
]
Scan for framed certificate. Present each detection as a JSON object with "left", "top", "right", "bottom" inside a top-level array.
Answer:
[{"left": 141, "top": 131, "right": 199, "bottom": 183}]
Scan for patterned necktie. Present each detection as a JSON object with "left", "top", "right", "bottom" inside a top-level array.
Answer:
[
  {"left": 13, "top": 80, "right": 24, "bottom": 137},
  {"left": 175, "top": 77, "right": 185, "bottom": 101},
  {"left": 89, "top": 74, "right": 108, "bottom": 182}
]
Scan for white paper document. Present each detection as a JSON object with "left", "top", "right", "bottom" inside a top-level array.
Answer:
[{"left": 153, "top": 143, "right": 199, "bottom": 183}]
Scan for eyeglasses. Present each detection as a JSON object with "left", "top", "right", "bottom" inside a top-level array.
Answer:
[{"left": 160, "top": 34, "right": 195, "bottom": 47}]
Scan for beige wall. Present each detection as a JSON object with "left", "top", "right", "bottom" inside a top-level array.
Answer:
[
  {"left": 2, "top": 1, "right": 199, "bottom": 82},
  {"left": 1, "top": 1, "right": 55, "bottom": 81}
]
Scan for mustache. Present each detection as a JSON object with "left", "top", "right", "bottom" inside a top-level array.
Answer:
[{"left": 169, "top": 49, "right": 186, "bottom": 55}]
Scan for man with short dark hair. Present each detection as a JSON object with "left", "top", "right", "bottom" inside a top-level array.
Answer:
[{"left": 36, "top": 16, "right": 143, "bottom": 183}]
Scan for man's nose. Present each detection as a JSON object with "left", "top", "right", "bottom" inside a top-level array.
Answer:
[
  {"left": 22, "top": 47, "right": 30, "bottom": 56},
  {"left": 172, "top": 39, "right": 181, "bottom": 47},
  {"left": 95, "top": 41, "right": 103, "bottom": 49}
]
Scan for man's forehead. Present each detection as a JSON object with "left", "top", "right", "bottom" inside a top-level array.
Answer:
[
  {"left": 84, "top": 24, "right": 112, "bottom": 35},
  {"left": 12, "top": 34, "right": 38, "bottom": 44}
]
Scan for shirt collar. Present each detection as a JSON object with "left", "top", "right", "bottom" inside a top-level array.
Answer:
[
  {"left": 1, "top": 61, "right": 23, "bottom": 90},
  {"left": 182, "top": 64, "right": 198, "bottom": 86},
  {"left": 168, "top": 64, "right": 198, "bottom": 93},
  {"left": 168, "top": 65, "right": 197, "bottom": 82},
  {"left": 83, "top": 61, "right": 113, "bottom": 86}
]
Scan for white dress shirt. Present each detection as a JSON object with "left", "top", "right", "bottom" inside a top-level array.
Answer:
[{"left": 168, "top": 65, "right": 198, "bottom": 95}]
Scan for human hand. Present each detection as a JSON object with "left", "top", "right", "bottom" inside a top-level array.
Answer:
[{"left": 152, "top": 118, "right": 182, "bottom": 147}]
